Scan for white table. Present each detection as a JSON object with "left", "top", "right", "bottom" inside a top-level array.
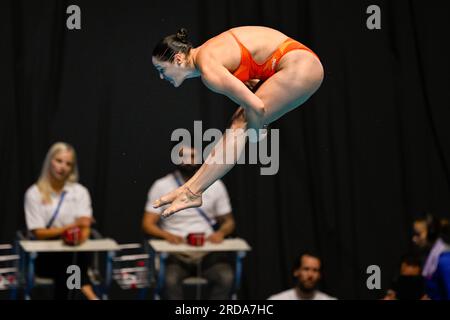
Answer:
[
  {"left": 148, "top": 238, "right": 251, "bottom": 299},
  {"left": 19, "top": 239, "right": 120, "bottom": 300},
  {"left": 149, "top": 238, "right": 251, "bottom": 253}
]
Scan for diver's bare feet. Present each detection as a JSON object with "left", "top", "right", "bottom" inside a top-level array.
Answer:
[{"left": 153, "top": 186, "right": 202, "bottom": 218}]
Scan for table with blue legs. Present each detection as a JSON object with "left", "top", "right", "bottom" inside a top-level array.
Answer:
[
  {"left": 19, "top": 239, "right": 120, "bottom": 300},
  {"left": 148, "top": 238, "right": 251, "bottom": 300}
]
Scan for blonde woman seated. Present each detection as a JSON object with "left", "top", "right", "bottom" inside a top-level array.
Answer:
[{"left": 24, "top": 142, "right": 98, "bottom": 300}]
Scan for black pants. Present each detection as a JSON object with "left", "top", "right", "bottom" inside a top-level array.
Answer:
[{"left": 34, "top": 252, "right": 92, "bottom": 300}]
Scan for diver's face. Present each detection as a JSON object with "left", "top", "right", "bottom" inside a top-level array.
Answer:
[{"left": 152, "top": 56, "right": 186, "bottom": 88}]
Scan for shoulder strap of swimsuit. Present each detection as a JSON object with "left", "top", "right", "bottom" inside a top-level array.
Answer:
[
  {"left": 228, "top": 31, "right": 242, "bottom": 45},
  {"left": 229, "top": 31, "right": 251, "bottom": 53}
]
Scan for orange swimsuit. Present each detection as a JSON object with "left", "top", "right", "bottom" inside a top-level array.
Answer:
[{"left": 229, "top": 31, "right": 319, "bottom": 83}]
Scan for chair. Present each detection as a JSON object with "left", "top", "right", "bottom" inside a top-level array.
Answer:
[
  {"left": 0, "top": 243, "right": 20, "bottom": 299},
  {"left": 15, "top": 230, "right": 54, "bottom": 298},
  {"left": 182, "top": 276, "right": 209, "bottom": 300},
  {"left": 112, "top": 243, "right": 152, "bottom": 299}
]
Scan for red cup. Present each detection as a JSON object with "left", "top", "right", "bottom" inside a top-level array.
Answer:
[
  {"left": 186, "top": 233, "right": 205, "bottom": 246},
  {"left": 62, "top": 226, "right": 81, "bottom": 246}
]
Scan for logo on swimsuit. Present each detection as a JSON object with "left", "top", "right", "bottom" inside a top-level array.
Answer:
[
  {"left": 170, "top": 121, "right": 280, "bottom": 176},
  {"left": 271, "top": 58, "right": 277, "bottom": 71}
]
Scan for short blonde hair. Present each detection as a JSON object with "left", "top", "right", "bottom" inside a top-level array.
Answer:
[{"left": 36, "top": 142, "right": 79, "bottom": 203}]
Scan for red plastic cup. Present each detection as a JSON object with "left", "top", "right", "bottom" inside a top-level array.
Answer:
[
  {"left": 62, "top": 226, "right": 81, "bottom": 246},
  {"left": 186, "top": 233, "right": 205, "bottom": 246}
]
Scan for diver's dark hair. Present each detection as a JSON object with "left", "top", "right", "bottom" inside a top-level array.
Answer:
[{"left": 152, "top": 28, "right": 193, "bottom": 62}]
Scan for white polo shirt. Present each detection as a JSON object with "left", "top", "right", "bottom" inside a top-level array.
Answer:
[
  {"left": 145, "top": 172, "right": 232, "bottom": 238},
  {"left": 268, "top": 288, "right": 336, "bottom": 300},
  {"left": 25, "top": 182, "right": 93, "bottom": 230}
]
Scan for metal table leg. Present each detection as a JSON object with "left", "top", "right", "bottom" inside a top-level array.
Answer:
[
  {"left": 155, "top": 252, "right": 168, "bottom": 300},
  {"left": 232, "top": 251, "right": 246, "bottom": 300},
  {"left": 25, "top": 252, "right": 37, "bottom": 300},
  {"left": 102, "top": 250, "right": 115, "bottom": 300}
]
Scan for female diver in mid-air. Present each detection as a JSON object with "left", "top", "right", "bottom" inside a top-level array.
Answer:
[{"left": 152, "top": 26, "right": 324, "bottom": 217}]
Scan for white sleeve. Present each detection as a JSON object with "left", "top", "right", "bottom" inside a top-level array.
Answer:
[
  {"left": 145, "top": 181, "right": 164, "bottom": 215},
  {"left": 213, "top": 180, "right": 232, "bottom": 216},
  {"left": 76, "top": 186, "right": 93, "bottom": 218},
  {"left": 24, "top": 190, "right": 46, "bottom": 230}
]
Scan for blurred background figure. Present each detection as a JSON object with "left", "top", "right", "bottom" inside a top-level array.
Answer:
[
  {"left": 24, "top": 142, "right": 98, "bottom": 300},
  {"left": 422, "top": 220, "right": 450, "bottom": 300},
  {"left": 411, "top": 213, "right": 443, "bottom": 266},
  {"left": 383, "top": 252, "right": 428, "bottom": 300},
  {"left": 387, "top": 212, "right": 450, "bottom": 300},
  {"left": 268, "top": 251, "right": 336, "bottom": 300},
  {"left": 142, "top": 145, "right": 236, "bottom": 299}
]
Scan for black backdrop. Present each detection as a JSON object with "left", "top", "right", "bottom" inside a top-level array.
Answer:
[{"left": 1, "top": 0, "right": 450, "bottom": 299}]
